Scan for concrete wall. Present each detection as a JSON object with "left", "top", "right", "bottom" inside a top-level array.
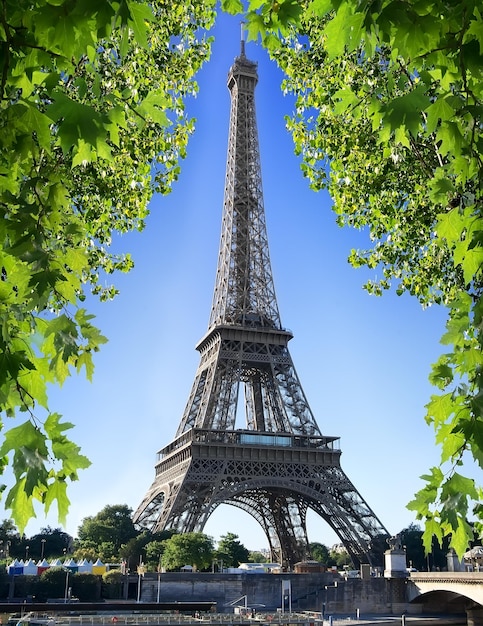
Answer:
[
  {"left": 322, "top": 577, "right": 406, "bottom": 614},
  {"left": 139, "top": 573, "right": 407, "bottom": 615}
]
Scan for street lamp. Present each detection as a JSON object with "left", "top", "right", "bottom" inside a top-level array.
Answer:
[
  {"left": 25, "top": 545, "right": 29, "bottom": 561},
  {"left": 41, "top": 539, "right": 46, "bottom": 560},
  {"left": 64, "top": 569, "right": 70, "bottom": 603},
  {"left": 156, "top": 558, "right": 162, "bottom": 603},
  {"left": 121, "top": 560, "right": 129, "bottom": 601},
  {"left": 136, "top": 556, "right": 145, "bottom": 603}
]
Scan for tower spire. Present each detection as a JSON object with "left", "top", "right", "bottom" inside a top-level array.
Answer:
[
  {"left": 209, "top": 33, "right": 279, "bottom": 333},
  {"left": 240, "top": 21, "right": 246, "bottom": 57},
  {"left": 134, "top": 41, "right": 389, "bottom": 570}
]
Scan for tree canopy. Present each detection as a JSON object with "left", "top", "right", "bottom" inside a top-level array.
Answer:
[
  {"left": 77, "top": 504, "right": 137, "bottom": 551},
  {"left": 27, "top": 525, "right": 73, "bottom": 559},
  {"left": 1, "top": 0, "right": 482, "bottom": 557},
  {"left": 215, "top": 532, "right": 250, "bottom": 568},
  {"left": 160, "top": 532, "right": 214, "bottom": 572},
  {"left": 309, "top": 541, "right": 330, "bottom": 565}
]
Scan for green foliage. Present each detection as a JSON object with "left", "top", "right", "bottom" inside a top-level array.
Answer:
[
  {"left": 95, "top": 541, "right": 118, "bottom": 563},
  {"left": 117, "top": 529, "right": 174, "bottom": 570},
  {"left": 103, "top": 568, "right": 122, "bottom": 582},
  {"left": 0, "top": 0, "right": 215, "bottom": 530},
  {"left": 160, "top": 532, "right": 214, "bottom": 572},
  {"left": 27, "top": 526, "right": 73, "bottom": 560},
  {"left": 75, "top": 506, "right": 170, "bottom": 565},
  {"left": 37, "top": 567, "right": 70, "bottom": 600},
  {"left": 398, "top": 522, "right": 448, "bottom": 571},
  {"left": 72, "top": 545, "right": 97, "bottom": 563},
  {"left": 9, "top": 574, "right": 37, "bottom": 600},
  {"left": 71, "top": 572, "right": 101, "bottom": 602},
  {"left": 329, "top": 547, "right": 351, "bottom": 568},
  {"left": 6, "top": 568, "right": 101, "bottom": 602},
  {"left": 215, "top": 532, "right": 249, "bottom": 567},
  {"left": 248, "top": 550, "right": 266, "bottom": 563},
  {"left": 0, "top": 518, "right": 20, "bottom": 558},
  {"left": 77, "top": 504, "right": 137, "bottom": 552},
  {"left": 231, "top": 0, "right": 483, "bottom": 556},
  {"left": 102, "top": 569, "right": 123, "bottom": 599},
  {"left": 118, "top": 532, "right": 151, "bottom": 568},
  {"left": 309, "top": 541, "right": 330, "bottom": 564},
  {"left": 144, "top": 540, "right": 167, "bottom": 570},
  {"left": 0, "top": 567, "right": 9, "bottom": 598}
]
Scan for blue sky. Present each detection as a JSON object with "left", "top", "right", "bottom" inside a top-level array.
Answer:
[{"left": 14, "top": 12, "right": 456, "bottom": 551}]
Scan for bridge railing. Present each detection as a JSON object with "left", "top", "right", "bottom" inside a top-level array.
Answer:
[{"left": 51, "top": 613, "right": 322, "bottom": 626}]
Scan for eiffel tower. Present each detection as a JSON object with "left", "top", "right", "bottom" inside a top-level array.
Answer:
[{"left": 134, "top": 39, "right": 389, "bottom": 569}]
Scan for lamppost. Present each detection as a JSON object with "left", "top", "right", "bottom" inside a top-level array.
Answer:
[
  {"left": 41, "top": 539, "right": 46, "bottom": 560},
  {"left": 136, "top": 556, "right": 145, "bottom": 603},
  {"left": 64, "top": 569, "right": 70, "bottom": 603},
  {"left": 156, "top": 559, "right": 162, "bottom": 603},
  {"left": 121, "top": 559, "right": 129, "bottom": 601},
  {"left": 25, "top": 545, "right": 29, "bottom": 561}
]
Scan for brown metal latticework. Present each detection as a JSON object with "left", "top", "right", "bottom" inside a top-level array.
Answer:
[{"left": 134, "top": 42, "right": 389, "bottom": 568}]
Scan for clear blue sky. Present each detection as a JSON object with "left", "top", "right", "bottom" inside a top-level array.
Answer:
[{"left": 14, "top": 13, "right": 455, "bottom": 551}]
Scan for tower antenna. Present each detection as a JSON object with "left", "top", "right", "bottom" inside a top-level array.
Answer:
[{"left": 240, "top": 21, "right": 246, "bottom": 57}]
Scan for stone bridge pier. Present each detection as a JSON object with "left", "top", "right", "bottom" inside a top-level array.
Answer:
[{"left": 468, "top": 608, "right": 483, "bottom": 626}]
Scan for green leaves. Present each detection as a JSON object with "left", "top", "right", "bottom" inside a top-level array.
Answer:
[
  {"left": 45, "top": 413, "right": 91, "bottom": 477},
  {"left": 322, "top": 3, "right": 364, "bottom": 58},
  {"left": 409, "top": 470, "right": 478, "bottom": 556},
  {"left": 425, "top": 97, "right": 455, "bottom": 135},
  {"left": 0, "top": 0, "right": 216, "bottom": 532},
  {"left": 453, "top": 209, "right": 483, "bottom": 284},
  {"left": 161, "top": 532, "right": 215, "bottom": 572},
  {"left": 0, "top": 421, "right": 49, "bottom": 464},
  {"left": 231, "top": 0, "right": 304, "bottom": 48},
  {"left": 0, "top": 416, "right": 90, "bottom": 527},
  {"left": 379, "top": 86, "right": 431, "bottom": 139},
  {"left": 136, "top": 90, "right": 170, "bottom": 127},
  {"left": 127, "top": 2, "right": 155, "bottom": 48},
  {"left": 47, "top": 92, "right": 112, "bottom": 164},
  {"left": 6, "top": 479, "right": 37, "bottom": 534},
  {"left": 222, "top": 0, "right": 244, "bottom": 14}
]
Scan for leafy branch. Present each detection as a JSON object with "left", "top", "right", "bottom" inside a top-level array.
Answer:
[{"left": 0, "top": 0, "right": 215, "bottom": 531}]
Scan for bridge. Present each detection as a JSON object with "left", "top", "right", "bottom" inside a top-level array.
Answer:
[{"left": 407, "top": 571, "right": 483, "bottom": 624}]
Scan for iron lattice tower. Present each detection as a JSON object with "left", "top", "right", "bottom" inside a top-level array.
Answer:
[{"left": 134, "top": 42, "right": 389, "bottom": 568}]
